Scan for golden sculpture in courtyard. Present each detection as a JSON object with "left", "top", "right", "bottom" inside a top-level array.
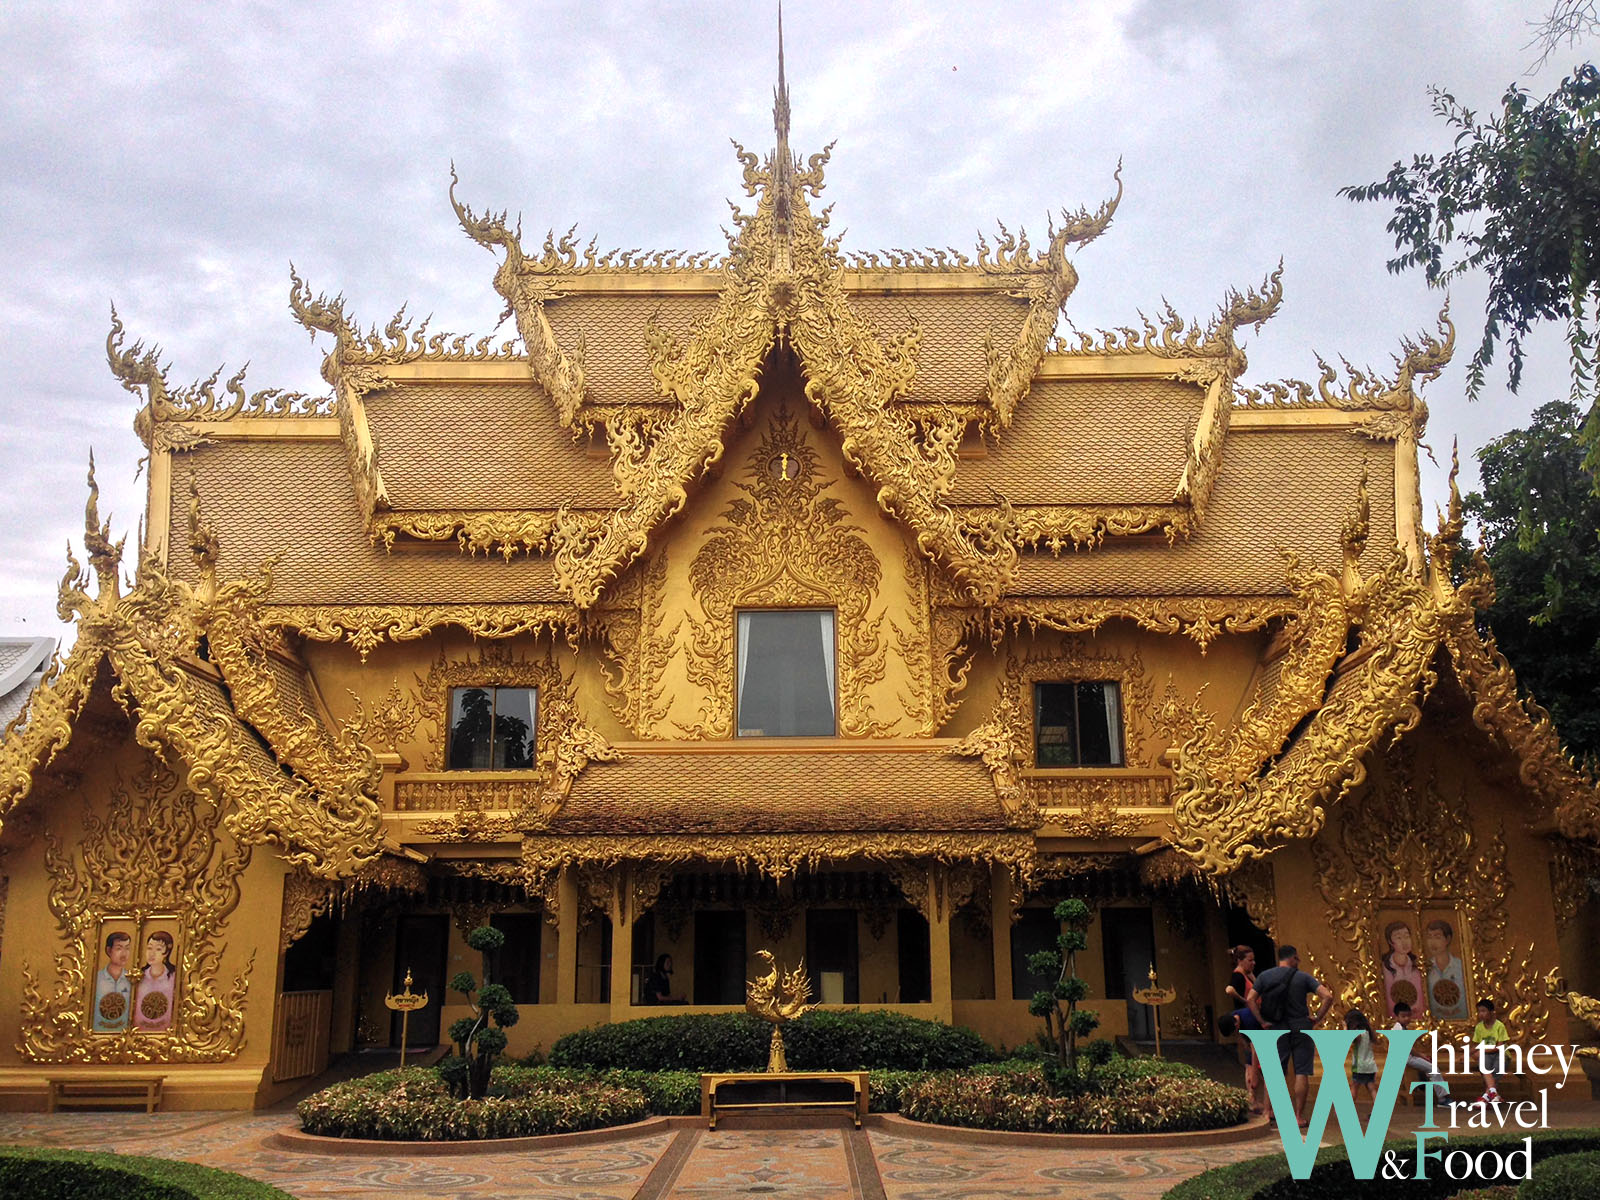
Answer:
[{"left": 747, "top": 950, "right": 815, "bottom": 1073}]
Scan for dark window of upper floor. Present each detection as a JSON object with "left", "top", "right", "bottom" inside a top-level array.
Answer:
[
  {"left": 447, "top": 686, "right": 538, "bottom": 769},
  {"left": 735, "top": 609, "right": 836, "bottom": 737},
  {"left": 1033, "top": 681, "right": 1124, "bottom": 767}
]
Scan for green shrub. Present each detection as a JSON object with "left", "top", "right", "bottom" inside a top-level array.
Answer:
[
  {"left": 1520, "top": 1150, "right": 1600, "bottom": 1200},
  {"left": 0, "top": 1147, "right": 292, "bottom": 1199},
  {"left": 548, "top": 1009, "right": 997, "bottom": 1072},
  {"left": 1161, "top": 1129, "right": 1600, "bottom": 1200},
  {"left": 492, "top": 1064, "right": 702, "bottom": 1116},
  {"left": 296, "top": 1066, "right": 646, "bottom": 1140},
  {"left": 900, "top": 1060, "right": 1247, "bottom": 1135}
]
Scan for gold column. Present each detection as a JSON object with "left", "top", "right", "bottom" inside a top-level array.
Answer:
[
  {"left": 556, "top": 867, "right": 580, "bottom": 1005},
  {"left": 989, "top": 863, "right": 1014, "bottom": 1003},
  {"left": 610, "top": 865, "right": 634, "bottom": 1021},
  {"left": 930, "top": 866, "right": 954, "bottom": 1024}
]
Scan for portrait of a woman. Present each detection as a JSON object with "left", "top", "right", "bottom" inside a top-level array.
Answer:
[
  {"left": 1381, "top": 919, "right": 1424, "bottom": 1018},
  {"left": 132, "top": 930, "right": 177, "bottom": 1032}
]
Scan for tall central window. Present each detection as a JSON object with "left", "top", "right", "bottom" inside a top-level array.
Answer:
[
  {"left": 1034, "top": 681, "right": 1124, "bottom": 766},
  {"left": 736, "top": 610, "right": 836, "bottom": 737},
  {"left": 447, "top": 686, "right": 538, "bottom": 769}
]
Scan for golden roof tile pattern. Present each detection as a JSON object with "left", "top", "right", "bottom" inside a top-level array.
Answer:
[
  {"left": 364, "top": 383, "right": 620, "bottom": 510},
  {"left": 549, "top": 746, "right": 1009, "bottom": 835},
  {"left": 176, "top": 442, "right": 566, "bottom": 604},
  {"left": 544, "top": 293, "right": 718, "bottom": 406},
  {"left": 949, "top": 378, "right": 1204, "bottom": 505},
  {"left": 1006, "top": 429, "right": 1396, "bottom": 596},
  {"left": 847, "top": 292, "right": 1031, "bottom": 406},
  {"left": 184, "top": 668, "right": 286, "bottom": 783}
]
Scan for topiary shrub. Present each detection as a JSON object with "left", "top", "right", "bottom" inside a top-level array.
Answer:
[
  {"left": 0, "top": 1148, "right": 293, "bottom": 1199},
  {"left": 1026, "top": 897, "right": 1099, "bottom": 1085},
  {"left": 446, "top": 924, "right": 519, "bottom": 1099},
  {"left": 548, "top": 1008, "right": 998, "bottom": 1072}
]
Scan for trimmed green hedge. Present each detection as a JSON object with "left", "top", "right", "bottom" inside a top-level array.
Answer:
[
  {"left": 1519, "top": 1150, "right": 1600, "bottom": 1200},
  {"left": 900, "top": 1059, "right": 1249, "bottom": 1134},
  {"left": 548, "top": 1009, "right": 998, "bottom": 1072},
  {"left": 0, "top": 1147, "right": 292, "bottom": 1200},
  {"left": 1160, "top": 1129, "right": 1600, "bottom": 1200},
  {"left": 297, "top": 1066, "right": 647, "bottom": 1140}
]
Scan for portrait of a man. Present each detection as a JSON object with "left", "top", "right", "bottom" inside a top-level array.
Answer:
[
  {"left": 91, "top": 929, "right": 133, "bottom": 1032},
  {"left": 1423, "top": 913, "right": 1470, "bottom": 1020}
]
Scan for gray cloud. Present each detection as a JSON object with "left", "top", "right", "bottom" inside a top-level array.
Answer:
[{"left": 0, "top": 0, "right": 1576, "bottom": 637}]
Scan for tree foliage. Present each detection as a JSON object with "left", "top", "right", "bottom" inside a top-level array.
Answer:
[
  {"left": 1342, "top": 66, "right": 1600, "bottom": 464},
  {"left": 443, "top": 924, "right": 519, "bottom": 1099},
  {"left": 1465, "top": 401, "right": 1600, "bottom": 763},
  {"left": 1025, "top": 898, "right": 1099, "bottom": 1083}
]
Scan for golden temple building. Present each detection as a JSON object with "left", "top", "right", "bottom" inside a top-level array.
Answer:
[{"left": 2, "top": 58, "right": 1599, "bottom": 1111}]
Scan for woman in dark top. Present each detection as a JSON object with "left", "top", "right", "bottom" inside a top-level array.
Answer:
[
  {"left": 1225, "top": 945, "right": 1262, "bottom": 1113},
  {"left": 643, "top": 953, "right": 684, "bottom": 1004}
]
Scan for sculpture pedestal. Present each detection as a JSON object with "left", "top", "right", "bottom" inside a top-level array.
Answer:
[{"left": 698, "top": 1070, "right": 869, "bottom": 1129}]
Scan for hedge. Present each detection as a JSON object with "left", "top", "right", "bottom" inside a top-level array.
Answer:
[
  {"left": 297, "top": 1066, "right": 647, "bottom": 1140},
  {"left": 1518, "top": 1150, "right": 1600, "bottom": 1200},
  {"left": 548, "top": 1009, "right": 998, "bottom": 1072},
  {"left": 900, "top": 1060, "right": 1250, "bottom": 1135},
  {"left": 1160, "top": 1129, "right": 1600, "bottom": 1200},
  {"left": 0, "top": 1147, "right": 292, "bottom": 1200}
]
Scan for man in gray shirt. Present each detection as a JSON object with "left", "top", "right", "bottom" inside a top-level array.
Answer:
[{"left": 1247, "top": 945, "right": 1336, "bottom": 1126}]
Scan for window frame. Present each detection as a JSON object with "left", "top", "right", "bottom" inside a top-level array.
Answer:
[
  {"left": 1032, "top": 679, "right": 1126, "bottom": 768},
  {"left": 733, "top": 606, "right": 840, "bottom": 738},
  {"left": 445, "top": 684, "right": 540, "bottom": 771}
]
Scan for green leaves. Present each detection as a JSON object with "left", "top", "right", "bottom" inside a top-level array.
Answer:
[
  {"left": 466, "top": 924, "right": 507, "bottom": 953},
  {"left": 448, "top": 971, "right": 477, "bottom": 996},
  {"left": 1345, "top": 65, "right": 1600, "bottom": 440}
]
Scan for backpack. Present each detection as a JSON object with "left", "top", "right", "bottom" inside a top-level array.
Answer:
[{"left": 1258, "top": 972, "right": 1292, "bottom": 1025}]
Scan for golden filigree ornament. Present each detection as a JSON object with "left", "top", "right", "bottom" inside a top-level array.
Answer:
[
  {"left": 19, "top": 756, "right": 254, "bottom": 1064},
  {"left": 746, "top": 949, "right": 816, "bottom": 1072}
]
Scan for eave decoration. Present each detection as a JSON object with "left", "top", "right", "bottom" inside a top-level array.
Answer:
[
  {"left": 1163, "top": 454, "right": 1600, "bottom": 875},
  {"left": 0, "top": 462, "right": 385, "bottom": 880}
]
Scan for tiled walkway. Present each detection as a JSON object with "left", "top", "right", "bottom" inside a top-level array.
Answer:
[{"left": 0, "top": 1110, "right": 1279, "bottom": 1199}]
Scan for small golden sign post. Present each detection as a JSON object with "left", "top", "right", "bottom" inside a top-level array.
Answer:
[
  {"left": 384, "top": 969, "right": 430, "bottom": 1068},
  {"left": 1131, "top": 963, "right": 1178, "bottom": 1059}
]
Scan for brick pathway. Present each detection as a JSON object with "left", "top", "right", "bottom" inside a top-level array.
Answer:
[{"left": 4, "top": 1106, "right": 1596, "bottom": 1199}]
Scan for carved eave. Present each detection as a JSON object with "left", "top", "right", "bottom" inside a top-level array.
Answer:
[{"left": 4, "top": 465, "right": 387, "bottom": 878}]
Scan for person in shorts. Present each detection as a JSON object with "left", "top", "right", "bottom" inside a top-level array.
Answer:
[
  {"left": 1345, "top": 1009, "right": 1378, "bottom": 1103},
  {"left": 1247, "top": 945, "right": 1336, "bottom": 1126},
  {"left": 1473, "top": 998, "right": 1509, "bottom": 1105}
]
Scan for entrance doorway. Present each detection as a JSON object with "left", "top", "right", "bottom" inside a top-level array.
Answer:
[
  {"left": 693, "top": 911, "right": 747, "bottom": 1005},
  {"left": 1101, "top": 906, "right": 1156, "bottom": 1039},
  {"left": 391, "top": 914, "right": 448, "bottom": 1048}
]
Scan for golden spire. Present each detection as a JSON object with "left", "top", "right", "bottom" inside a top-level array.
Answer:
[{"left": 771, "top": 2, "right": 794, "bottom": 249}]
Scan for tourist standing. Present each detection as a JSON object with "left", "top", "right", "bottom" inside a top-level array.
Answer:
[
  {"left": 1345, "top": 1009, "right": 1378, "bottom": 1104},
  {"left": 1247, "top": 945, "right": 1336, "bottom": 1127}
]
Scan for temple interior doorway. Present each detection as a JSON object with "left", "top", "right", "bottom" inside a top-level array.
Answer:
[{"left": 390, "top": 914, "right": 448, "bottom": 1047}]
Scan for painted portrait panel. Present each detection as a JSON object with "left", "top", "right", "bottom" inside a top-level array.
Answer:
[
  {"left": 132, "top": 918, "right": 180, "bottom": 1034},
  {"left": 1421, "top": 908, "right": 1471, "bottom": 1022},
  {"left": 89, "top": 918, "right": 137, "bottom": 1033},
  {"left": 1376, "top": 907, "right": 1425, "bottom": 1018}
]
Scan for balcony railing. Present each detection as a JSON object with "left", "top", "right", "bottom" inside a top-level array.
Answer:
[{"left": 392, "top": 771, "right": 549, "bottom": 812}]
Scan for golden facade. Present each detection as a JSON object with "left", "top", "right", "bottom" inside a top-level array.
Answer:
[{"left": 1, "top": 62, "right": 1598, "bottom": 1110}]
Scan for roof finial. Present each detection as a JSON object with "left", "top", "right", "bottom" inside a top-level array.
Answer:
[{"left": 774, "top": 1, "right": 790, "bottom": 154}]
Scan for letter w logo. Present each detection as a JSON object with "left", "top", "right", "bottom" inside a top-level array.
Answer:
[{"left": 1243, "top": 1028, "right": 1425, "bottom": 1180}]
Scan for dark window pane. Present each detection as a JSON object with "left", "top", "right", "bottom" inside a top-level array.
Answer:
[
  {"left": 448, "top": 687, "right": 495, "bottom": 769},
  {"left": 1034, "top": 682, "right": 1079, "bottom": 766},
  {"left": 737, "top": 611, "right": 836, "bottom": 736},
  {"left": 896, "top": 909, "right": 931, "bottom": 1003},
  {"left": 493, "top": 688, "right": 537, "bottom": 768},
  {"left": 693, "top": 911, "right": 747, "bottom": 1005},
  {"left": 1011, "top": 908, "right": 1059, "bottom": 1000},
  {"left": 490, "top": 913, "right": 543, "bottom": 1004},
  {"left": 1076, "top": 682, "right": 1122, "bottom": 766},
  {"left": 805, "top": 909, "right": 859, "bottom": 1004}
]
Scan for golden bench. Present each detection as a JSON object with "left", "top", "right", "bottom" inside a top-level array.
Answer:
[
  {"left": 699, "top": 1071, "right": 868, "bottom": 1130},
  {"left": 46, "top": 1074, "right": 164, "bottom": 1113}
]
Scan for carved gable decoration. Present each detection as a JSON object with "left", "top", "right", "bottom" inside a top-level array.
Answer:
[{"left": 682, "top": 405, "right": 889, "bottom": 739}]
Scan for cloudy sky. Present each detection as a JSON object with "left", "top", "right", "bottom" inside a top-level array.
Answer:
[{"left": 0, "top": 0, "right": 1582, "bottom": 639}]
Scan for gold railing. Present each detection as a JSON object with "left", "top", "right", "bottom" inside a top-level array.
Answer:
[
  {"left": 392, "top": 771, "right": 549, "bottom": 812},
  {"left": 1023, "top": 768, "right": 1174, "bottom": 811}
]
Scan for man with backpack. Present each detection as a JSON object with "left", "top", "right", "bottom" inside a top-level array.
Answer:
[{"left": 1248, "top": 945, "right": 1337, "bottom": 1126}]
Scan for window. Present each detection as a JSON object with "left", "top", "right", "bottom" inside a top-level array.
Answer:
[
  {"left": 489, "top": 913, "right": 543, "bottom": 1004},
  {"left": 735, "top": 610, "right": 836, "bottom": 737},
  {"left": 1033, "top": 681, "right": 1124, "bottom": 766},
  {"left": 447, "top": 686, "right": 537, "bottom": 769}
]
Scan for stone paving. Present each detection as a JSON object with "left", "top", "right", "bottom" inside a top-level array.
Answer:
[{"left": 3, "top": 1105, "right": 1598, "bottom": 1199}]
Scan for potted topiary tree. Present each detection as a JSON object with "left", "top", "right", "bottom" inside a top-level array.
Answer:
[
  {"left": 1026, "top": 898, "right": 1100, "bottom": 1089},
  {"left": 445, "top": 924, "right": 519, "bottom": 1099}
]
